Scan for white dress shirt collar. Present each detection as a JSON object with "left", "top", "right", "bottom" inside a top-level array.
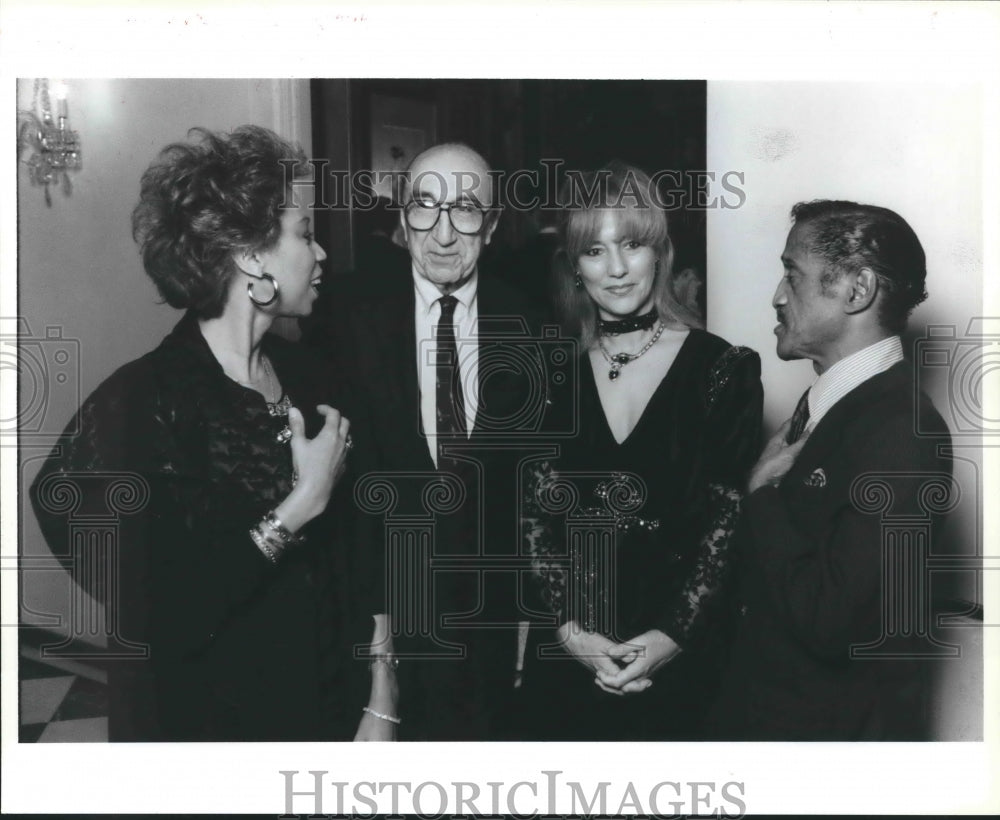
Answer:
[
  {"left": 412, "top": 268, "right": 479, "bottom": 317},
  {"left": 807, "top": 335, "right": 904, "bottom": 430}
]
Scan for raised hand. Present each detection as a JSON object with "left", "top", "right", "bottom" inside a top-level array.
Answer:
[
  {"left": 274, "top": 404, "right": 351, "bottom": 533},
  {"left": 747, "top": 419, "right": 810, "bottom": 493}
]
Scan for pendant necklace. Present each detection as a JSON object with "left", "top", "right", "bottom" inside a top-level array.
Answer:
[
  {"left": 259, "top": 357, "right": 293, "bottom": 443},
  {"left": 598, "top": 321, "right": 665, "bottom": 381},
  {"left": 230, "top": 356, "right": 292, "bottom": 443}
]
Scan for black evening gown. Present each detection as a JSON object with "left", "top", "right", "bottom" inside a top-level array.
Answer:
[{"left": 519, "top": 329, "right": 763, "bottom": 740}]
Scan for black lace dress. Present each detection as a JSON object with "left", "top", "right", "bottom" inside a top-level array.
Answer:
[
  {"left": 520, "top": 329, "right": 763, "bottom": 740},
  {"left": 29, "top": 312, "right": 375, "bottom": 741}
]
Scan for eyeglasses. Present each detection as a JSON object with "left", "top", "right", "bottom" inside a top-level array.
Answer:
[{"left": 404, "top": 200, "right": 488, "bottom": 235}]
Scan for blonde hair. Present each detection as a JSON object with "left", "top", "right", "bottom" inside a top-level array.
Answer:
[{"left": 553, "top": 161, "right": 703, "bottom": 349}]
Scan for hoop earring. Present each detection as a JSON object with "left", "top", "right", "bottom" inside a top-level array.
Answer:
[
  {"left": 247, "top": 273, "right": 279, "bottom": 307},
  {"left": 574, "top": 273, "right": 583, "bottom": 290}
]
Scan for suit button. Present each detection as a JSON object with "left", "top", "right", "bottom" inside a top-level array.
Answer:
[{"left": 738, "top": 604, "right": 749, "bottom": 617}]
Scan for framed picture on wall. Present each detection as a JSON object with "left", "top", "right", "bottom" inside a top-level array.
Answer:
[{"left": 369, "top": 93, "right": 437, "bottom": 201}]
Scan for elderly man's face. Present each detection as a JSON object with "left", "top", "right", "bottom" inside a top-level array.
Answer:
[
  {"left": 773, "top": 222, "right": 850, "bottom": 372},
  {"left": 401, "top": 146, "right": 497, "bottom": 294}
]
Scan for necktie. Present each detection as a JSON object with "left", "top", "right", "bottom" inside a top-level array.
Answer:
[
  {"left": 436, "top": 295, "right": 466, "bottom": 464},
  {"left": 786, "top": 388, "right": 811, "bottom": 444}
]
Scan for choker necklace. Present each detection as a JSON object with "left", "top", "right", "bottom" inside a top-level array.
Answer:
[
  {"left": 599, "top": 308, "right": 659, "bottom": 336},
  {"left": 598, "top": 321, "right": 665, "bottom": 381}
]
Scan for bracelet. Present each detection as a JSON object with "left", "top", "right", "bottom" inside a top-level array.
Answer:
[
  {"left": 249, "top": 525, "right": 282, "bottom": 564},
  {"left": 263, "top": 510, "right": 305, "bottom": 547},
  {"left": 368, "top": 653, "right": 399, "bottom": 672},
  {"left": 362, "top": 706, "right": 401, "bottom": 725}
]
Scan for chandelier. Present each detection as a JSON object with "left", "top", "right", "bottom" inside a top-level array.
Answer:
[{"left": 17, "top": 79, "right": 82, "bottom": 207}]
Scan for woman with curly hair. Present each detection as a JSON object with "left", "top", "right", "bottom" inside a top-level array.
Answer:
[
  {"left": 519, "top": 162, "right": 763, "bottom": 739},
  {"left": 30, "top": 125, "right": 397, "bottom": 741}
]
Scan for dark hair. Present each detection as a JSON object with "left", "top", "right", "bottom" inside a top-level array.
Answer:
[
  {"left": 791, "top": 199, "right": 928, "bottom": 334},
  {"left": 132, "top": 125, "right": 310, "bottom": 319},
  {"left": 554, "top": 161, "right": 702, "bottom": 348}
]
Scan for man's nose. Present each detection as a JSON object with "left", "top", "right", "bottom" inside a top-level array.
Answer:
[
  {"left": 772, "top": 277, "right": 788, "bottom": 308},
  {"left": 432, "top": 208, "right": 456, "bottom": 244}
]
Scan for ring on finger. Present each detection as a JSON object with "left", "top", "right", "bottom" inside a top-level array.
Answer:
[{"left": 345, "top": 434, "right": 354, "bottom": 451}]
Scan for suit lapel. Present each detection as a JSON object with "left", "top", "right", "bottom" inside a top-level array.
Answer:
[
  {"left": 471, "top": 276, "right": 533, "bottom": 438},
  {"left": 367, "top": 276, "right": 436, "bottom": 470},
  {"left": 788, "top": 362, "right": 908, "bottom": 478}
]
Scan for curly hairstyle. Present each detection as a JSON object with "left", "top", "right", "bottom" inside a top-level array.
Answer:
[
  {"left": 132, "top": 125, "right": 310, "bottom": 319},
  {"left": 791, "top": 199, "right": 928, "bottom": 334},
  {"left": 553, "top": 160, "right": 703, "bottom": 349}
]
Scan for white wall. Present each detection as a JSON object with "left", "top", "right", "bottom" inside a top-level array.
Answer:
[
  {"left": 17, "top": 78, "right": 312, "bottom": 634},
  {"left": 706, "top": 82, "right": 983, "bottom": 433}
]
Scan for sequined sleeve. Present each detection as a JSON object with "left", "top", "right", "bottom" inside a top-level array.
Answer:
[
  {"left": 522, "top": 459, "right": 568, "bottom": 622},
  {"left": 657, "top": 345, "right": 763, "bottom": 648}
]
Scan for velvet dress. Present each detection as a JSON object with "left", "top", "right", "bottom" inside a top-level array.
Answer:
[{"left": 520, "top": 329, "right": 763, "bottom": 740}]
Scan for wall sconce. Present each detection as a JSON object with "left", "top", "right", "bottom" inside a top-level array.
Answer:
[{"left": 17, "top": 79, "right": 82, "bottom": 207}]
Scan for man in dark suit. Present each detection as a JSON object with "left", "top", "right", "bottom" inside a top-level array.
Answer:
[
  {"left": 492, "top": 205, "right": 561, "bottom": 316},
  {"left": 304, "top": 143, "right": 561, "bottom": 739},
  {"left": 709, "top": 200, "right": 953, "bottom": 740}
]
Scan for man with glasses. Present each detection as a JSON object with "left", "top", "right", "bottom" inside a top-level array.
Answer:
[{"left": 306, "top": 143, "right": 553, "bottom": 740}]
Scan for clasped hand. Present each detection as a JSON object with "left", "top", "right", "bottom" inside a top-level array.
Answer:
[{"left": 558, "top": 621, "right": 681, "bottom": 696}]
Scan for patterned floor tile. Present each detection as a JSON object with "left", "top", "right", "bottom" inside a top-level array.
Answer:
[
  {"left": 19, "top": 723, "right": 48, "bottom": 743},
  {"left": 38, "top": 717, "right": 108, "bottom": 743},
  {"left": 19, "top": 676, "right": 75, "bottom": 725},
  {"left": 52, "top": 675, "right": 108, "bottom": 722},
  {"left": 19, "top": 655, "right": 71, "bottom": 680}
]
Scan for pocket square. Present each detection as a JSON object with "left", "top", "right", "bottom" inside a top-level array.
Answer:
[{"left": 804, "top": 468, "right": 827, "bottom": 488}]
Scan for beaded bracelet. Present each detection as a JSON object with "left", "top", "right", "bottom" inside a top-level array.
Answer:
[
  {"left": 249, "top": 525, "right": 282, "bottom": 564},
  {"left": 259, "top": 518, "right": 290, "bottom": 551},
  {"left": 368, "top": 653, "right": 399, "bottom": 672},
  {"left": 264, "top": 510, "right": 304, "bottom": 547},
  {"left": 362, "top": 706, "right": 401, "bottom": 725}
]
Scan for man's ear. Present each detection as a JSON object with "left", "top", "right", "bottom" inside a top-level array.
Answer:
[
  {"left": 399, "top": 207, "right": 410, "bottom": 244},
  {"left": 482, "top": 209, "right": 501, "bottom": 246},
  {"left": 845, "top": 268, "right": 879, "bottom": 315}
]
